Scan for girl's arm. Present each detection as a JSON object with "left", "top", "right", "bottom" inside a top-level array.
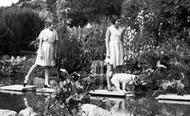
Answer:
[
  {"left": 105, "top": 27, "right": 111, "bottom": 58},
  {"left": 54, "top": 31, "right": 59, "bottom": 59},
  {"left": 38, "top": 37, "right": 43, "bottom": 59},
  {"left": 37, "top": 30, "right": 44, "bottom": 58}
]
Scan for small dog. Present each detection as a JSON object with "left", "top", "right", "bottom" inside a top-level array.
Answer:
[
  {"left": 159, "top": 80, "right": 176, "bottom": 94},
  {"left": 153, "top": 73, "right": 185, "bottom": 96},
  {"left": 152, "top": 80, "right": 176, "bottom": 97},
  {"left": 111, "top": 73, "right": 143, "bottom": 92}
]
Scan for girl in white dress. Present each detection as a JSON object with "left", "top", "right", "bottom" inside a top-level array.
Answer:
[
  {"left": 105, "top": 17, "right": 124, "bottom": 91},
  {"left": 24, "top": 21, "right": 58, "bottom": 87}
]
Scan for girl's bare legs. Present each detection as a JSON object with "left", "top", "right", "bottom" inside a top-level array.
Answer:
[
  {"left": 106, "top": 64, "right": 113, "bottom": 91},
  {"left": 44, "top": 68, "right": 50, "bottom": 87},
  {"left": 111, "top": 77, "right": 120, "bottom": 91},
  {"left": 24, "top": 64, "right": 38, "bottom": 86}
]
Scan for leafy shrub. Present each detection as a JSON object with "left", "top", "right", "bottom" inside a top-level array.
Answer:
[
  {"left": 121, "top": 0, "right": 190, "bottom": 91},
  {"left": 57, "top": 17, "right": 109, "bottom": 73},
  {"left": 0, "top": 7, "right": 44, "bottom": 55}
]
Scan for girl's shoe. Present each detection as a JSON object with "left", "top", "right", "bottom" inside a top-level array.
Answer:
[
  {"left": 107, "top": 87, "right": 113, "bottom": 92},
  {"left": 23, "top": 80, "right": 27, "bottom": 87},
  {"left": 44, "top": 84, "right": 50, "bottom": 88},
  {"left": 23, "top": 82, "right": 27, "bottom": 87},
  {"left": 23, "top": 75, "right": 28, "bottom": 87}
]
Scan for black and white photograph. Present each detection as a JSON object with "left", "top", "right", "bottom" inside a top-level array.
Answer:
[{"left": 0, "top": 0, "right": 190, "bottom": 115}]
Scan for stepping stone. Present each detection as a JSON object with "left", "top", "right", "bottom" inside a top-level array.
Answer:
[
  {"left": 158, "top": 100, "right": 190, "bottom": 105},
  {"left": 89, "top": 89, "right": 134, "bottom": 97},
  {"left": 0, "top": 85, "right": 36, "bottom": 92},
  {"left": 0, "top": 90, "right": 23, "bottom": 95},
  {"left": 0, "top": 109, "right": 17, "bottom": 116},
  {"left": 36, "top": 88, "right": 55, "bottom": 93},
  {"left": 0, "top": 85, "right": 55, "bottom": 96},
  {"left": 156, "top": 94, "right": 190, "bottom": 101},
  {"left": 90, "top": 96, "right": 127, "bottom": 101}
]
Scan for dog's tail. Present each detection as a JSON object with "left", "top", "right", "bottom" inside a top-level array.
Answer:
[
  {"left": 179, "top": 72, "right": 185, "bottom": 83},
  {"left": 152, "top": 90, "right": 162, "bottom": 97},
  {"left": 180, "top": 72, "right": 185, "bottom": 79}
]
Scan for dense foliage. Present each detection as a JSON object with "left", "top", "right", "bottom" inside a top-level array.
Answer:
[
  {"left": 122, "top": 0, "right": 190, "bottom": 62},
  {"left": 0, "top": 7, "right": 44, "bottom": 55},
  {"left": 67, "top": 0, "right": 123, "bottom": 26},
  {"left": 57, "top": 18, "right": 109, "bottom": 73},
  {"left": 121, "top": 0, "right": 190, "bottom": 86}
]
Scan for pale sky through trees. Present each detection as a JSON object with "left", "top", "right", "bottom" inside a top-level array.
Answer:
[{"left": 0, "top": 0, "right": 19, "bottom": 7}]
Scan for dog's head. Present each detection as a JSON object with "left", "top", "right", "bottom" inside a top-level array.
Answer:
[
  {"left": 159, "top": 80, "right": 176, "bottom": 89},
  {"left": 132, "top": 75, "right": 145, "bottom": 86}
]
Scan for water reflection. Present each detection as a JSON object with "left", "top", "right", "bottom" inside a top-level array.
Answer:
[
  {"left": 0, "top": 92, "right": 25, "bottom": 112},
  {"left": 0, "top": 91, "right": 47, "bottom": 114},
  {"left": 110, "top": 99, "right": 134, "bottom": 116},
  {"left": 90, "top": 96, "right": 190, "bottom": 116},
  {"left": 1, "top": 92, "right": 190, "bottom": 116}
]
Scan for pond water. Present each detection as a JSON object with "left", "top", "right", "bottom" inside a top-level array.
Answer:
[
  {"left": 1, "top": 76, "right": 190, "bottom": 116},
  {"left": 0, "top": 92, "right": 46, "bottom": 113},
  {"left": 0, "top": 91, "right": 190, "bottom": 116}
]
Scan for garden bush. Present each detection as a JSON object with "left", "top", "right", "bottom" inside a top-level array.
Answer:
[
  {"left": 0, "top": 7, "right": 44, "bottom": 55},
  {"left": 56, "top": 17, "right": 109, "bottom": 73},
  {"left": 121, "top": 0, "right": 190, "bottom": 90}
]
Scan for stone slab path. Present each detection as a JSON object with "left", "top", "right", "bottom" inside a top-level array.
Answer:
[
  {"left": 0, "top": 84, "right": 55, "bottom": 94},
  {"left": 156, "top": 94, "right": 190, "bottom": 101},
  {"left": 89, "top": 89, "right": 134, "bottom": 97}
]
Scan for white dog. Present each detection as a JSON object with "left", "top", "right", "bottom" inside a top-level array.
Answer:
[{"left": 111, "top": 73, "right": 142, "bottom": 91}]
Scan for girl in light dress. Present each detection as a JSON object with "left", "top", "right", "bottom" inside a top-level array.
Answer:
[
  {"left": 105, "top": 16, "right": 124, "bottom": 91},
  {"left": 24, "top": 21, "right": 58, "bottom": 87}
]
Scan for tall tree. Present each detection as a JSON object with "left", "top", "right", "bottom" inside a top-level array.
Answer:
[{"left": 68, "top": 0, "right": 123, "bottom": 27}]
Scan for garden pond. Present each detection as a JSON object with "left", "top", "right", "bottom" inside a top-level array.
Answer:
[
  {"left": 1, "top": 92, "right": 190, "bottom": 115},
  {"left": 0, "top": 77, "right": 190, "bottom": 115}
]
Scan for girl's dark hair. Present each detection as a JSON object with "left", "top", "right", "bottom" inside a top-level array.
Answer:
[
  {"left": 45, "top": 22, "right": 53, "bottom": 28},
  {"left": 110, "top": 15, "right": 120, "bottom": 24}
]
